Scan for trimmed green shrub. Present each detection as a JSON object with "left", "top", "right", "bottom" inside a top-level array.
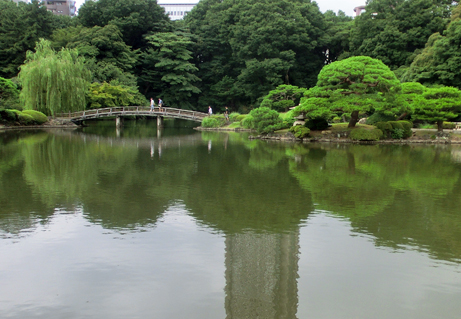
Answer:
[
  {"left": 247, "top": 107, "right": 284, "bottom": 134},
  {"left": 241, "top": 115, "right": 254, "bottom": 129},
  {"left": 229, "top": 112, "right": 241, "bottom": 122},
  {"left": 443, "top": 121, "right": 456, "bottom": 129},
  {"left": 397, "top": 120, "right": 413, "bottom": 138},
  {"left": 391, "top": 128, "right": 405, "bottom": 139},
  {"left": 22, "top": 110, "right": 48, "bottom": 124},
  {"left": 235, "top": 114, "right": 247, "bottom": 122},
  {"left": 202, "top": 116, "right": 223, "bottom": 128},
  {"left": 366, "top": 112, "right": 396, "bottom": 125},
  {"left": 349, "top": 128, "right": 383, "bottom": 141},
  {"left": 332, "top": 116, "right": 341, "bottom": 123},
  {"left": 18, "top": 113, "right": 34, "bottom": 125},
  {"left": 388, "top": 121, "right": 404, "bottom": 130},
  {"left": 289, "top": 125, "right": 310, "bottom": 138},
  {"left": 305, "top": 118, "right": 329, "bottom": 130},
  {"left": 0, "top": 109, "right": 18, "bottom": 122}
]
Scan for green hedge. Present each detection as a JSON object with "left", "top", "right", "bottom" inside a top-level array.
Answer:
[
  {"left": 0, "top": 109, "right": 18, "bottom": 122},
  {"left": 375, "top": 121, "right": 412, "bottom": 139},
  {"left": 18, "top": 113, "right": 34, "bottom": 125},
  {"left": 289, "top": 125, "right": 310, "bottom": 138},
  {"left": 202, "top": 116, "right": 224, "bottom": 128},
  {"left": 349, "top": 128, "right": 383, "bottom": 141},
  {"left": 443, "top": 121, "right": 456, "bottom": 129},
  {"left": 22, "top": 110, "right": 48, "bottom": 124},
  {"left": 366, "top": 112, "right": 396, "bottom": 125}
]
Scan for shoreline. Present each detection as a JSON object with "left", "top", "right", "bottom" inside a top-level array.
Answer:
[{"left": 3, "top": 122, "right": 461, "bottom": 144}]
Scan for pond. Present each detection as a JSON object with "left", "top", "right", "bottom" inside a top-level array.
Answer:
[{"left": 1, "top": 119, "right": 461, "bottom": 319}]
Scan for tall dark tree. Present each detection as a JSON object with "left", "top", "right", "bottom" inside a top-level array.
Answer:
[
  {"left": 185, "top": 0, "right": 327, "bottom": 111},
  {"left": 322, "top": 10, "right": 354, "bottom": 64},
  {"left": 0, "top": 0, "right": 56, "bottom": 78},
  {"left": 51, "top": 24, "right": 139, "bottom": 87},
  {"left": 350, "top": 0, "right": 453, "bottom": 70},
  {"left": 140, "top": 32, "right": 201, "bottom": 109},
  {"left": 402, "top": 5, "right": 461, "bottom": 87},
  {"left": 77, "top": 0, "right": 172, "bottom": 50}
]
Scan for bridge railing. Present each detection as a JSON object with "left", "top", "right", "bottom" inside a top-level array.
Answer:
[{"left": 54, "top": 107, "right": 208, "bottom": 120}]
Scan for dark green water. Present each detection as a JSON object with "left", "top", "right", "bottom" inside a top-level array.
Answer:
[{"left": 1, "top": 120, "right": 461, "bottom": 319}]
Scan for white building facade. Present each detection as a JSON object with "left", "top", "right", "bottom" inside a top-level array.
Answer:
[{"left": 158, "top": 3, "right": 198, "bottom": 21}]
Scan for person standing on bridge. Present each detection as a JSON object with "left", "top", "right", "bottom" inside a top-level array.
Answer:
[
  {"left": 150, "top": 98, "right": 155, "bottom": 112},
  {"left": 158, "top": 98, "right": 163, "bottom": 112},
  {"left": 208, "top": 106, "right": 212, "bottom": 116}
]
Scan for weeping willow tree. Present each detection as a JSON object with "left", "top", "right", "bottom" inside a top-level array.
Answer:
[{"left": 18, "top": 39, "right": 91, "bottom": 115}]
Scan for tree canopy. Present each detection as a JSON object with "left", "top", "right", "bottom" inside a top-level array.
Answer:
[
  {"left": 18, "top": 39, "right": 91, "bottom": 115},
  {"left": 185, "top": 0, "right": 327, "bottom": 110},
  {"left": 402, "top": 5, "right": 461, "bottom": 87},
  {"left": 0, "top": 0, "right": 57, "bottom": 78},
  {"left": 77, "top": 0, "right": 172, "bottom": 50},
  {"left": 296, "top": 56, "right": 403, "bottom": 127},
  {"left": 350, "top": 0, "right": 453, "bottom": 70}
]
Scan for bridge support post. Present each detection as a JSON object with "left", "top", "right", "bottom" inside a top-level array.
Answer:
[
  {"left": 116, "top": 116, "right": 124, "bottom": 128},
  {"left": 157, "top": 115, "right": 164, "bottom": 127}
]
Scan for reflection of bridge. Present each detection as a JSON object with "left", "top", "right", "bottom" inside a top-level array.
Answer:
[{"left": 55, "top": 107, "right": 208, "bottom": 127}]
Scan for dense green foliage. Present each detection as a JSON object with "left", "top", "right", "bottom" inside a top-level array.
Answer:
[
  {"left": 141, "top": 32, "right": 200, "bottom": 109},
  {"left": 18, "top": 40, "right": 91, "bottom": 116},
  {"left": 412, "top": 86, "right": 461, "bottom": 131},
  {"left": 349, "top": 128, "right": 384, "bottom": 141},
  {"left": 247, "top": 107, "right": 284, "bottom": 134},
  {"left": 86, "top": 82, "right": 147, "bottom": 109},
  {"left": 295, "top": 56, "right": 403, "bottom": 128},
  {"left": 0, "top": 0, "right": 58, "bottom": 78},
  {"left": 202, "top": 115, "right": 226, "bottom": 128},
  {"left": 0, "top": 77, "right": 20, "bottom": 109},
  {"left": 350, "top": 0, "right": 453, "bottom": 70},
  {"left": 260, "top": 85, "right": 307, "bottom": 112},
  {"left": 77, "top": 0, "right": 172, "bottom": 50},
  {"left": 0, "top": 0, "right": 460, "bottom": 119},
  {"left": 22, "top": 110, "right": 48, "bottom": 124},
  {"left": 0, "top": 108, "right": 48, "bottom": 125},
  {"left": 402, "top": 5, "right": 461, "bottom": 87},
  {"left": 185, "top": 0, "right": 327, "bottom": 110},
  {"left": 289, "top": 125, "right": 310, "bottom": 138}
]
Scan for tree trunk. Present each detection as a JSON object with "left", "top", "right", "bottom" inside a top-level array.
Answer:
[
  {"left": 396, "top": 112, "right": 407, "bottom": 121},
  {"left": 348, "top": 110, "right": 359, "bottom": 128},
  {"left": 437, "top": 120, "right": 444, "bottom": 132}
]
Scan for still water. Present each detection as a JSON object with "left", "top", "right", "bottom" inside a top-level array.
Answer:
[{"left": 1, "top": 119, "right": 461, "bottom": 319}]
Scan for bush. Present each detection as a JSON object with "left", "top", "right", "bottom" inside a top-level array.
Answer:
[
  {"left": 248, "top": 107, "right": 284, "bottom": 134},
  {"left": 241, "top": 115, "right": 254, "bottom": 129},
  {"left": 366, "top": 112, "right": 396, "bottom": 125},
  {"left": 0, "top": 108, "right": 18, "bottom": 122},
  {"left": 235, "top": 114, "right": 247, "bottom": 122},
  {"left": 332, "top": 116, "right": 341, "bottom": 123},
  {"left": 349, "top": 128, "right": 383, "bottom": 141},
  {"left": 289, "top": 125, "right": 310, "bottom": 138},
  {"left": 443, "top": 121, "right": 456, "bottom": 129},
  {"left": 397, "top": 120, "right": 413, "bottom": 138},
  {"left": 18, "top": 113, "right": 35, "bottom": 125},
  {"left": 202, "top": 115, "right": 225, "bottom": 128},
  {"left": 305, "top": 118, "right": 329, "bottom": 130},
  {"left": 22, "top": 110, "right": 48, "bottom": 124},
  {"left": 229, "top": 112, "right": 241, "bottom": 122}
]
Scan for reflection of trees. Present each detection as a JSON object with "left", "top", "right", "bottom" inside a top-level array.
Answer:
[
  {"left": 0, "top": 132, "right": 55, "bottom": 237},
  {"left": 186, "top": 137, "right": 313, "bottom": 233},
  {"left": 288, "top": 143, "right": 461, "bottom": 261}
]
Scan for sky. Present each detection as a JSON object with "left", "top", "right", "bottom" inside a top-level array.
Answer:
[{"left": 74, "top": 0, "right": 366, "bottom": 17}]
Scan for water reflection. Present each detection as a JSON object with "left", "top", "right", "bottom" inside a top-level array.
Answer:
[
  {"left": 225, "top": 232, "right": 299, "bottom": 318},
  {"left": 1, "top": 126, "right": 461, "bottom": 318}
]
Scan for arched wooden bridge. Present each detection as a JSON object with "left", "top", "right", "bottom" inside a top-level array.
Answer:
[{"left": 55, "top": 106, "right": 208, "bottom": 126}]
